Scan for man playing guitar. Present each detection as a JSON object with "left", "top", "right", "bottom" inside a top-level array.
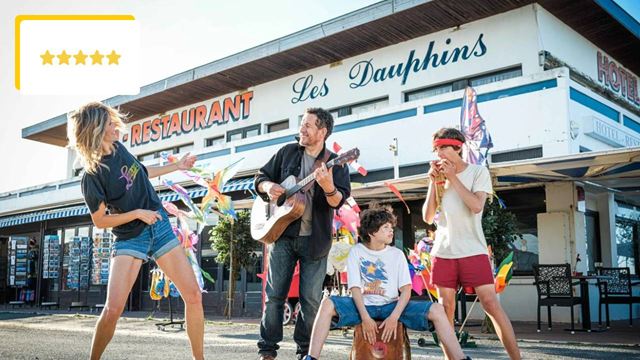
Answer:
[{"left": 254, "top": 107, "right": 351, "bottom": 360}]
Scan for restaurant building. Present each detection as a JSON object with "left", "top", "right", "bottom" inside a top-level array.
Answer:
[{"left": 1, "top": 0, "right": 639, "bottom": 322}]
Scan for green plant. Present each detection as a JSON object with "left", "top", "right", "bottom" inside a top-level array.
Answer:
[
  {"left": 480, "top": 195, "right": 521, "bottom": 334},
  {"left": 482, "top": 196, "right": 522, "bottom": 265},
  {"left": 209, "top": 210, "right": 258, "bottom": 317}
]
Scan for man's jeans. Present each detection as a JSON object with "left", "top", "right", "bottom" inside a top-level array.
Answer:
[{"left": 257, "top": 236, "right": 327, "bottom": 358}]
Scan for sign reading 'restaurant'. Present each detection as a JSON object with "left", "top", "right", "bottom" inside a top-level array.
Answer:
[
  {"left": 597, "top": 51, "right": 640, "bottom": 107},
  {"left": 125, "top": 91, "right": 254, "bottom": 147}
]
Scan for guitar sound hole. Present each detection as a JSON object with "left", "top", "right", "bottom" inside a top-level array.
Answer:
[{"left": 276, "top": 194, "right": 286, "bottom": 207}]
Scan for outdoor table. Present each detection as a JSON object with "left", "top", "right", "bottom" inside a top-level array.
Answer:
[{"left": 571, "top": 274, "right": 611, "bottom": 332}]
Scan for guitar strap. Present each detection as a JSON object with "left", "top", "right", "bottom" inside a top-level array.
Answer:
[{"left": 301, "top": 148, "right": 331, "bottom": 193}]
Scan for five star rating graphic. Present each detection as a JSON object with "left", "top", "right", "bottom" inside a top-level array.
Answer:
[
  {"left": 40, "top": 50, "right": 121, "bottom": 65},
  {"left": 16, "top": 15, "right": 139, "bottom": 95}
]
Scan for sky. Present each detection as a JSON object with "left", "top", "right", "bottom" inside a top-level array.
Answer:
[{"left": 0, "top": 0, "right": 638, "bottom": 195}]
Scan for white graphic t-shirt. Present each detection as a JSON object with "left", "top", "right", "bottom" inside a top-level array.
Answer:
[
  {"left": 347, "top": 243, "right": 412, "bottom": 306},
  {"left": 431, "top": 163, "right": 493, "bottom": 259}
]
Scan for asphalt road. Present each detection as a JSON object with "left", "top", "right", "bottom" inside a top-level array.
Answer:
[{"left": 0, "top": 312, "right": 639, "bottom": 359}]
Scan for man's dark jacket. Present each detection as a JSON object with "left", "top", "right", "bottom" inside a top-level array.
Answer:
[{"left": 254, "top": 141, "right": 351, "bottom": 259}]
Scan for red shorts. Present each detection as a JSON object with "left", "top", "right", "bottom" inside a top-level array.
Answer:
[{"left": 431, "top": 254, "right": 494, "bottom": 289}]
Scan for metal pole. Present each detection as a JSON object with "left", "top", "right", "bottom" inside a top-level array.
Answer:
[
  {"left": 228, "top": 221, "right": 233, "bottom": 320},
  {"left": 390, "top": 138, "right": 399, "bottom": 179}
]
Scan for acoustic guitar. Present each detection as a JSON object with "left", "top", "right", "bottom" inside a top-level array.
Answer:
[{"left": 250, "top": 148, "right": 360, "bottom": 244}]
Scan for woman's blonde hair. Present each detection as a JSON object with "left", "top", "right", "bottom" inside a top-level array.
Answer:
[{"left": 67, "top": 102, "right": 127, "bottom": 174}]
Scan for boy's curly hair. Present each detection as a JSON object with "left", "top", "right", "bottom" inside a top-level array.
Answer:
[{"left": 358, "top": 206, "right": 397, "bottom": 244}]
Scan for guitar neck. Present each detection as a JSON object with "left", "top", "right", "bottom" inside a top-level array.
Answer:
[{"left": 285, "top": 159, "right": 337, "bottom": 197}]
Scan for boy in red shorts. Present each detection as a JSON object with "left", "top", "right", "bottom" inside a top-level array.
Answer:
[{"left": 423, "top": 128, "right": 521, "bottom": 360}]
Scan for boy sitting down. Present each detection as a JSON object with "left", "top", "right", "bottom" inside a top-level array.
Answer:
[{"left": 303, "top": 207, "right": 471, "bottom": 360}]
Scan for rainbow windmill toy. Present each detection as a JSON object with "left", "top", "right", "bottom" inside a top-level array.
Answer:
[
  {"left": 155, "top": 156, "right": 246, "bottom": 297},
  {"left": 406, "top": 239, "right": 438, "bottom": 300}
]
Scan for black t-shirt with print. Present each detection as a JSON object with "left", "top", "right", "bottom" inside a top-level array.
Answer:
[{"left": 81, "top": 141, "right": 162, "bottom": 240}]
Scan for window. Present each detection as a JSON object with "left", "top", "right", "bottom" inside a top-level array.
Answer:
[
  {"left": 45, "top": 229, "right": 63, "bottom": 292},
  {"left": 178, "top": 143, "right": 193, "bottom": 154},
  {"left": 266, "top": 119, "right": 289, "bottom": 133},
  {"left": 351, "top": 98, "right": 389, "bottom": 116},
  {"left": 136, "top": 143, "right": 194, "bottom": 161},
  {"left": 138, "top": 152, "right": 156, "bottom": 162},
  {"left": 244, "top": 253, "right": 264, "bottom": 292},
  {"left": 585, "top": 211, "right": 602, "bottom": 272},
  {"left": 227, "top": 125, "right": 260, "bottom": 142},
  {"left": 405, "top": 83, "right": 452, "bottom": 102},
  {"left": 404, "top": 66, "right": 523, "bottom": 103},
  {"left": 323, "top": 97, "right": 390, "bottom": 119},
  {"left": 496, "top": 187, "right": 546, "bottom": 275},
  {"left": 615, "top": 202, "right": 640, "bottom": 275},
  {"left": 62, "top": 228, "right": 75, "bottom": 291},
  {"left": 470, "top": 67, "right": 522, "bottom": 87},
  {"left": 205, "top": 136, "right": 224, "bottom": 147}
]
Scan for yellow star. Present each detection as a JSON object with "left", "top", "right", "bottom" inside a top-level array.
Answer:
[
  {"left": 40, "top": 50, "right": 54, "bottom": 65},
  {"left": 90, "top": 50, "right": 104, "bottom": 65},
  {"left": 106, "top": 50, "right": 121, "bottom": 65},
  {"left": 367, "top": 263, "right": 376, "bottom": 274},
  {"left": 57, "top": 50, "right": 71, "bottom": 65},
  {"left": 74, "top": 50, "right": 88, "bottom": 65}
]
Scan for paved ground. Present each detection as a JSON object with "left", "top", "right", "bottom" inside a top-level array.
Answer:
[{"left": 0, "top": 311, "right": 639, "bottom": 359}]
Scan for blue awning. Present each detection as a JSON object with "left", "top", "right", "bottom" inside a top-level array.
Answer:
[
  {"left": 157, "top": 177, "right": 255, "bottom": 202},
  {"left": 0, "top": 177, "right": 255, "bottom": 229},
  {"left": 491, "top": 147, "right": 640, "bottom": 199},
  {"left": 0, "top": 204, "right": 89, "bottom": 228}
]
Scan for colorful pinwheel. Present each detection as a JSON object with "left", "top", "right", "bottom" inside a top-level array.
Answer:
[{"left": 198, "top": 158, "right": 244, "bottom": 220}]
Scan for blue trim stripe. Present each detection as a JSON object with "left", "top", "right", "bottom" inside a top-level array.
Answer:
[
  {"left": 198, "top": 148, "right": 231, "bottom": 160},
  {"left": 424, "top": 79, "right": 558, "bottom": 114},
  {"left": 334, "top": 108, "right": 417, "bottom": 133},
  {"left": 594, "top": 0, "right": 640, "bottom": 39},
  {"left": 623, "top": 116, "right": 640, "bottom": 135},
  {"left": 478, "top": 79, "right": 558, "bottom": 102},
  {"left": 424, "top": 100, "right": 459, "bottom": 114},
  {"left": 236, "top": 135, "right": 295, "bottom": 153},
  {"left": 570, "top": 88, "right": 619, "bottom": 123}
]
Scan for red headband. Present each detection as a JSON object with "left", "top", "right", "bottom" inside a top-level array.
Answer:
[{"left": 433, "top": 138, "right": 463, "bottom": 147}]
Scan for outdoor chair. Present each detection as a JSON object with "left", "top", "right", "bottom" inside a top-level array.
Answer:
[
  {"left": 596, "top": 267, "right": 640, "bottom": 327},
  {"left": 533, "top": 264, "right": 582, "bottom": 333}
]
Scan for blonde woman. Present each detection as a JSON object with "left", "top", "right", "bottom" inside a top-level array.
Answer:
[{"left": 68, "top": 102, "right": 204, "bottom": 360}]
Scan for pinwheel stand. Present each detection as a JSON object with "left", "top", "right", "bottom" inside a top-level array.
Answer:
[
  {"left": 156, "top": 296, "right": 184, "bottom": 331},
  {"left": 420, "top": 330, "right": 477, "bottom": 348},
  {"left": 417, "top": 290, "right": 478, "bottom": 349}
]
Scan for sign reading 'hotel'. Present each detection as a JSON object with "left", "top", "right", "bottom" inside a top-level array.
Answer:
[{"left": 597, "top": 51, "right": 640, "bottom": 107}]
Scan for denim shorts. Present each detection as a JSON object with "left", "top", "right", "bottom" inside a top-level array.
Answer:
[
  {"left": 329, "top": 296, "right": 434, "bottom": 332},
  {"left": 111, "top": 209, "right": 180, "bottom": 262}
]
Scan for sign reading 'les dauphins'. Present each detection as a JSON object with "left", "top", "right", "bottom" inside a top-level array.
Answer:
[
  {"left": 126, "top": 92, "right": 254, "bottom": 147},
  {"left": 349, "top": 33, "right": 487, "bottom": 89},
  {"left": 290, "top": 34, "right": 488, "bottom": 103}
]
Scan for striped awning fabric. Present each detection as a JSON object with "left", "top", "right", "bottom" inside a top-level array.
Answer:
[{"left": 0, "top": 177, "right": 255, "bottom": 229}]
